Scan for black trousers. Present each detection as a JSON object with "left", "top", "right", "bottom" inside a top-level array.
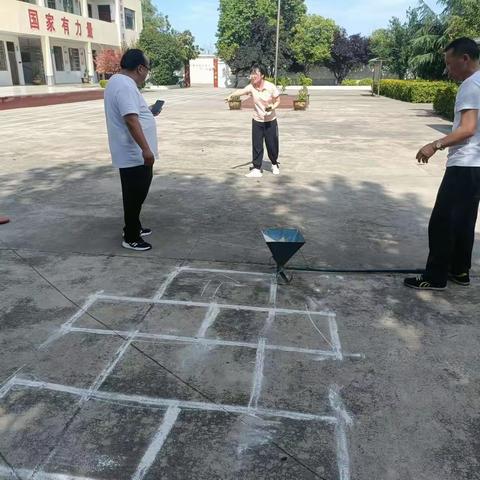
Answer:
[
  {"left": 119, "top": 165, "right": 153, "bottom": 243},
  {"left": 425, "top": 166, "right": 480, "bottom": 283},
  {"left": 252, "top": 119, "right": 279, "bottom": 169}
]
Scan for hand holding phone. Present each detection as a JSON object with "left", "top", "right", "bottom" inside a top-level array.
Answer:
[{"left": 150, "top": 100, "right": 165, "bottom": 116}]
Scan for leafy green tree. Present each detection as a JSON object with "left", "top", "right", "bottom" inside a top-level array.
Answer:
[
  {"left": 440, "top": 0, "right": 480, "bottom": 38},
  {"left": 256, "top": 0, "right": 306, "bottom": 33},
  {"left": 138, "top": 0, "right": 199, "bottom": 85},
  {"left": 409, "top": 3, "right": 449, "bottom": 80},
  {"left": 291, "top": 15, "right": 338, "bottom": 73},
  {"left": 216, "top": 0, "right": 256, "bottom": 62},
  {"left": 229, "top": 16, "right": 291, "bottom": 84}
]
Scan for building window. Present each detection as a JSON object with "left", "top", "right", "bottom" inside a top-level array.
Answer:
[
  {"left": 68, "top": 48, "right": 80, "bottom": 71},
  {"left": 88, "top": 3, "right": 92, "bottom": 18},
  {"left": 98, "top": 5, "right": 111, "bottom": 22},
  {"left": 125, "top": 8, "right": 135, "bottom": 30},
  {"left": 0, "top": 42, "right": 7, "bottom": 71},
  {"left": 53, "top": 46, "right": 64, "bottom": 71},
  {"left": 63, "top": 0, "right": 73, "bottom": 13},
  {"left": 47, "top": 0, "right": 56, "bottom": 8}
]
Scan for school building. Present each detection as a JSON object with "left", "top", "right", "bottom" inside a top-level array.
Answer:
[{"left": 0, "top": 0, "right": 143, "bottom": 87}]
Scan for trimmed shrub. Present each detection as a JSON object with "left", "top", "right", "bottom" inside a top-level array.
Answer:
[
  {"left": 379, "top": 79, "right": 452, "bottom": 103},
  {"left": 99, "top": 79, "right": 108, "bottom": 89},
  {"left": 433, "top": 83, "right": 458, "bottom": 121}
]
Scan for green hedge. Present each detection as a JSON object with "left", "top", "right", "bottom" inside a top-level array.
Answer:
[
  {"left": 433, "top": 83, "right": 458, "bottom": 121},
  {"left": 99, "top": 79, "right": 108, "bottom": 88},
  {"left": 379, "top": 79, "right": 452, "bottom": 103},
  {"left": 342, "top": 78, "right": 372, "bottom": 86}
]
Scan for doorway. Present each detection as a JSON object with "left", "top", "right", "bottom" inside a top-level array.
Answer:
[{"left": 6, "top": 42, "right": 20, "bottom": 85}]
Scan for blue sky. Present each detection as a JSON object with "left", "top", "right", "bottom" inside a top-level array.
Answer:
[{"left": 154, "top": 0, "right": 441, "bottom": 53}]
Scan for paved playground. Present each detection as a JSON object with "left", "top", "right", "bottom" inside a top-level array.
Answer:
[{"left": 0, "top": 87, "right": 479, "bottom": 480}]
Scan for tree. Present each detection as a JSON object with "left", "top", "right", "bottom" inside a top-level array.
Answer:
[
  {"left": 256, "top": 0, "right": 307, "bottom": 33},
  {"left": 291, "top": 14, "right": 338, "bottom": 73},
  {"left": 176, "top": 30, "right": 200, "bottom": 87},
  {"left": 138, "top": 0, "right": 199, "bottom": 85},
  {"left": 216, "top": 0, "right": 256, "bottom": 63},
  {"left": 95, "top": 49, "right": 122, "bottom": 78},
  {"left": 228, "top": 16, "right": 291, "bottom": 83},
  {"left": 409, "top": 3, "right": 449, "bottom": 80},
  {"left": 440, "top": 0, "right": 480, "bottom": 38},
  {"left": 325, "top": 30, "right": 371, "bottom": 84}
]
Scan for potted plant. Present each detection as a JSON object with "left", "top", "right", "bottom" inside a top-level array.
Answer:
[
  {"left": 31, "top": 64, "right": 44, "bottom": 85},
  {"left": 293, "top": 86, "right": 308, "bottom": 110},
  {"left": 277, "top": 76, "right": 291, "bottom": 94},
  {"left": 81, "top": 69, "right": 90, "bottom": 84},
  {"left": 227, "top": 95, "right": 242, "bottom": 110}
]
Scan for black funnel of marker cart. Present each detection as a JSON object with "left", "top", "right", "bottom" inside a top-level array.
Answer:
[{"left": 262, "top": 228, "right": 305, "bottom": 276}]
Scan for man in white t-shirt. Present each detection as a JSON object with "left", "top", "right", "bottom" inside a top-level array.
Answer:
[
  {"left": 405, "top": 38, "right": 480, "bottom": 290},
  {"left": 104, "top": 49, "right": 159, "bottom": 251},
  {"left": 227, "top": 64, "right": 281, "bottom": 178}
]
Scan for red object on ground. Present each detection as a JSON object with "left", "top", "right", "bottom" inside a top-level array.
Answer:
[
  {"left": 0, "top": 90, "right": 105, "bottom": 110},
  {"left": 0, "top": 216, "right": 10, "bottom": 225}
]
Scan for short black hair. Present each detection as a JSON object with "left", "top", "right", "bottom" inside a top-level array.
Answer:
[
  {"left": 444, "top": 37, "right": 480, "bottom": 60},
  {"left": 120, "top": 49, "right": 148, "bottom": 70},
  {"left": 250, "top": 64, "right": 267, "bottom": 77}
]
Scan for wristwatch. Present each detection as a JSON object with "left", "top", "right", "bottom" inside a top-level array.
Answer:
[{"left": 434, "top": 141, "right": 445, "bottom": 151}]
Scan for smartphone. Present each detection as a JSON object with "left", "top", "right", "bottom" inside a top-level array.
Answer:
[{"left": 151, "top": 99, "right": 165, "bottom": 115}]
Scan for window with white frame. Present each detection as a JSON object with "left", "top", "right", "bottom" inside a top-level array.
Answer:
[
  {"left": 0, "top": 42, "right": 7, "bottom": 71},
  {"left": 53, "top": 46, "right": 64, "bottom": 71},
  {"left": 124, "top": 8, "right": 135, "bottom": 30},
  {"left": 68, "top": 48, "right": 81, "bottom": 71}
]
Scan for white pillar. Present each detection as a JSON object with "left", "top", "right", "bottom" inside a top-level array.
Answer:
[
  {"left": 86, "top": 41, "right": 95, "bottom": 82},
  {"left": 81, "top": 0, "right": 88, "bottom": 18},
  {"left": 38, "top": 0, "right": 46, "bottom": 7},
  {"left": 115, "top": 0, "right": 125, "bottom": 47},
  {"left": 41, "top": 36, "right": 55, "bottom": 85}
]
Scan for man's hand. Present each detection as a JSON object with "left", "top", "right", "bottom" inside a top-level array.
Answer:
[
  {"left": 143, "top": 149, "right": 155, "bottom": 166},
  {"left": 416, "top": 142, "right": 436, "bottom": 164}
]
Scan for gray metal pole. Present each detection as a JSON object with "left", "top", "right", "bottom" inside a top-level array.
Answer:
[{"left": 274, "top": 0, "right": 281, "bottom": 84}]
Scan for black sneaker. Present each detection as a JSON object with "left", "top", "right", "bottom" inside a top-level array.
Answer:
[
  {"left": 448, "top": 272, "right": 470, "bottom": 286},
  {"left": 122, "top": 240, "right": 152, "bottom": 251},
  {"left": 404, "top": 275, "right": 446, "bottom": 290},
  {"left": 140, "top": 228, "right": 152, "bottom": 237}
]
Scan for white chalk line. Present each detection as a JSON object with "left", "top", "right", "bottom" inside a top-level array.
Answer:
[
  {"left": 329, "top": 385, "right": 353, "bottom": 480},
  {"left": 153, "top": 267, "right": 183, "bottom": 301},
  {"left": 0, "top": 465, "right": 96, "bottom": 480},
  {"left": 131, "top": 406, "right": 181, "bottom": 480},
  {"left": 66, "top": 327, "right": 355, "bottom": 358},
  {"left": 7, "top": 377, "right": 337, "bottom": 424},
  {"left": 39, "top": 292, "right": 103, "bottom": 350},
  {"left": 269, "top": 274, "right": 278, "bottom": 306},
  {"left": 196, "top": 303, "right": 220, "bottom": 338},
  {"left": 248, "top": 338, "right": 266, "bottom": 410},
  {"left": 84, "top": 330, "right": 137, "bottom": 400},
  {"left": 328, "top": 314, "right": 344, "bottom": 361},
  {"left": 96, "top": 294, "right": 333, "bottom": 317},
  {"left": 181, "top": 267, "right": 271, "bottom": 278}
]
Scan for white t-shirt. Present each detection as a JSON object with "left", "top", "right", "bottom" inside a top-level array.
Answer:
[
  {"left": 447, "top": 70, "right": 480, "bottom": 167},
  {"left": 104, "top": 74, "right": 158, "bottom": 168},
  {"left": 245, "top": 81, "right": 280, "bottom": 123}
]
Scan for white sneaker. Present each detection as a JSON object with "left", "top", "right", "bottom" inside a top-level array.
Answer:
[
  {"left": 272, "top": 165, "right": 280, "bottom": 175},
  {"left": 245, "top": 169, "right": 262, "bottom": 178}
]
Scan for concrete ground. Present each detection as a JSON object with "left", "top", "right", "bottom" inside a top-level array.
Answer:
[{"left": 0, "top": 87, "right": 479, "bottom": 480}]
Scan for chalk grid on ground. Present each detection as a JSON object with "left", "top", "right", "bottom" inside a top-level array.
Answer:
[{"left": 0, "top": 266, "right": 363, "bottom": 480}]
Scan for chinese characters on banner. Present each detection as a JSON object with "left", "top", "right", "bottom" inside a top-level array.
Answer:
[{"left": 28, "top": 9, "right": 94, "bottom": 39}]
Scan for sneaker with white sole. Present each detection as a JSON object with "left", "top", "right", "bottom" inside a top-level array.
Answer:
[
  {"left": 140, "top": 228, "right": 152, "bottom": 237},
  {"left": 272, "top": 165, "right": 280, "bottom": 175},
  {"left": 122, "top": 240, "right": 152, "bottom": 251},
  {"left": 245, "top": 168, "right": 262, "bottom": 178}
]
